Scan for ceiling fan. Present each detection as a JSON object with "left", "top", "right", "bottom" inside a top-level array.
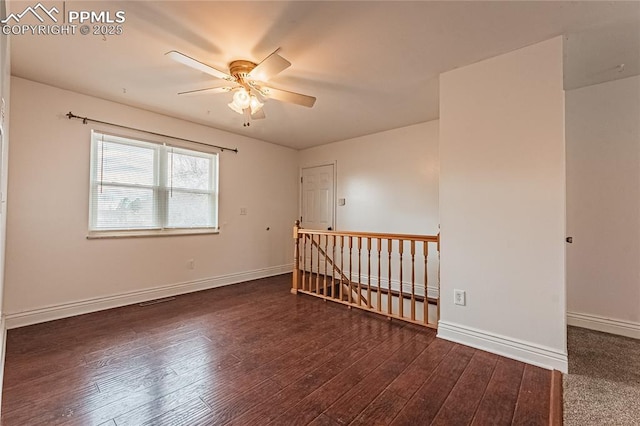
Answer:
[{"left": 166, "top": 48, "right": 316, "bottom": 126}]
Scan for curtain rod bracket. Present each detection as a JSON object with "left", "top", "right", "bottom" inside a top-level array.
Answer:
[{"left": 65, "top": 111, "right": 238, "bottom": 153}]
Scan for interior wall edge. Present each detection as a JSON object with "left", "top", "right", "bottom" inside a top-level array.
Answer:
[{"left": 0, "top": 315, "right": 6, "bottom": 408}]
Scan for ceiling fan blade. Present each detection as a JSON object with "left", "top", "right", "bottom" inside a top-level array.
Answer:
[
  {"left": 166, "top": 50, "right": 234, "bottom": 81},
  {"left": 260, "top": 86, "right": 316, "bottom": 108},
  {"left": 178, "top": 86, "right": 235, "bottom": 96},
  {"left": 251, "top": 108, "right": 266, "bottom": 120},
  {"left": 248, "top": 48, "right": 291, "bottom": 82}
]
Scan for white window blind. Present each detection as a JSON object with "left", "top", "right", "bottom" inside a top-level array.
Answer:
[{"left": 89, "top": 131, "right": 218, "bottom": 234}]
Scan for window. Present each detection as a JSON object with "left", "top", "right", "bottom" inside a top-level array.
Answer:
[{"left": 89, "top": 131, "right": 218, "bottom": 237}]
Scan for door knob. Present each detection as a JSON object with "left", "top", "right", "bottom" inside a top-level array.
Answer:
[{"left": 327, "top": 227, "right": 333, "bottom": 231}]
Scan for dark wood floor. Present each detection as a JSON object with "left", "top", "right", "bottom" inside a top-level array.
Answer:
[{"left": 2, "top": 274, "right": 554, "bottom": 425}]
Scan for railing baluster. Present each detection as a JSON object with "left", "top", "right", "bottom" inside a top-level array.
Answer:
[
  {"left": 331, "top": 235, "right": 336, "bottom": 299},
  {"left": 367, "top": 237, "right": 372, "bottom": 308},
  {"left": 411, "top": 240, "right": 416, "bottom": 321},
  {"left": 357, "top": 237, "right": 362, "bottom": 307},
  {"left": 399, "top": 239, "right": 404, "bottom": 319},
  {"left": 340, "top": 235, "right": 344, "bottom": 301},
  {"left": 424, "top": 241, "right": 429, "bottom": 325},
  {"left": 316, "top": 235, "right": 320, "bottom": 294},
  {"left": 309, "top": 235, "right": 314, "bottom": 292},
  {"left": 377, "top": 238, "right": 382, "bottom": 313},
  {"left": 323, "top": 234, "right": 328, "bottom": 296},
  {"left": 348, "top": 236, "right": 353, "bottom": 304},
  {"left": 302, "top": 234, "right": 307, "bottom": 291},
  {"left": 387, "top": 239, "right": 392, "bottom": 316}
]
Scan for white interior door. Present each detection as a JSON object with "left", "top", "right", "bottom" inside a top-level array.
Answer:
[
  {"left": 300, "top": 164, "right": 335, "bottom": 277},
  {"left": 301, "top": 164, "right": 335, "bottom": 231}
]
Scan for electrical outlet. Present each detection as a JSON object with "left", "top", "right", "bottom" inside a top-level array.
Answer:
[
  {"left": 240, "top": 207, "right": 247, "bottom": 215},
  {"left": 454, "top": 289, "right": 466, "bottom": 306},
  {"left": 188, "top": 259, "right": 195, "bottom": 270}
]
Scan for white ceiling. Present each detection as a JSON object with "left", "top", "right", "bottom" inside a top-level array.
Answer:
[{"left": 9, "top": 1, "right": 640, "bottom": 149}]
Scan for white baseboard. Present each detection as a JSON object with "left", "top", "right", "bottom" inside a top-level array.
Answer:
[
  {"left": 567, "top": 312, "right": 640, "bottom": 340},
  {"left": 437, "top": 320, "right": 568, "bottom": 373},
  {"left": 5, "top": 264, "right": 293, "bottom": 329}
]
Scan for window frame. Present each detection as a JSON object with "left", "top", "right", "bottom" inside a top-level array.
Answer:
[{"left": 88, "top": 130, "right": 219, "bottom": 239}]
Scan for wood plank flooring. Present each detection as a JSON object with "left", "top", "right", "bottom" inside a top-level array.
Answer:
[{"left": 1, "top": 274, "right": 554, "bottom": 425}]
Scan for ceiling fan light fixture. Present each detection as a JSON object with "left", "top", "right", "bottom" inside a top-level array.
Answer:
[
  {"left": 249, "top": 96, "right": 264, "bottom": 115},
  {"left": 231, "top": 88, "right": 251, "bottom": 109},
  {"left": 228, "top": 91, "right": 263, "bottom": 116},
  {"left": 227, "top": 101, "right": 243, "bottom": 114}
]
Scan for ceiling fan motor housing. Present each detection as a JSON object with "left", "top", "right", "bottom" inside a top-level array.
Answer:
[{"left": 229, "top": 60, "right": 257, "bottom": 89}]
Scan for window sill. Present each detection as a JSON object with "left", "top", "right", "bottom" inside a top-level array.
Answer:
[{"left": 87, "top": 228, "right": 220, "bottom": 239}]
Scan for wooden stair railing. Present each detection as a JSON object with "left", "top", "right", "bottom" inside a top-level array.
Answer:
[
  {"left": 304, "top": 233, "right": 367, "bottom": 306},
  {"left": 292, "top": 221, "right": 440, "bottom": 329}
]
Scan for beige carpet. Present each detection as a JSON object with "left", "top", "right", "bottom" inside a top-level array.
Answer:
[{"left": 564, "top": 326, "right": 640, "bottom": 425}]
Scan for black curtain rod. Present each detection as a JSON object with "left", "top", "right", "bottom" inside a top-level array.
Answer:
[{"left": 66, "top": 112, "right": 238, "bottom": 153}]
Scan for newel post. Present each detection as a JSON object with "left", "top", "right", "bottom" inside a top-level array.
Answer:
[
  {"left": 292, "top": 220, "right": 301, "bottom": 294},
  {"left": 436, "top": 232, "right": 441, "bottom": 324}
]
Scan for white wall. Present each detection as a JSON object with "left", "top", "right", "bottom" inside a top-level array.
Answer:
[
  {"left": 566, "top": 75, "right": 640, "bottom": 338},
  {"left": 298, "top": 121, "right": 439, "bottom": 236},
  {"left": 4, "top": 77, "right": 298, "bottom": 327},
  {"left": 0, "top": 0, "right": 10, "bottom": 408},
  {"left": 298, "top": 121, "right": 440, "bottom": 299},
  {"left": 438, "top": 37, "right": 567, "bottom": 371}
]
